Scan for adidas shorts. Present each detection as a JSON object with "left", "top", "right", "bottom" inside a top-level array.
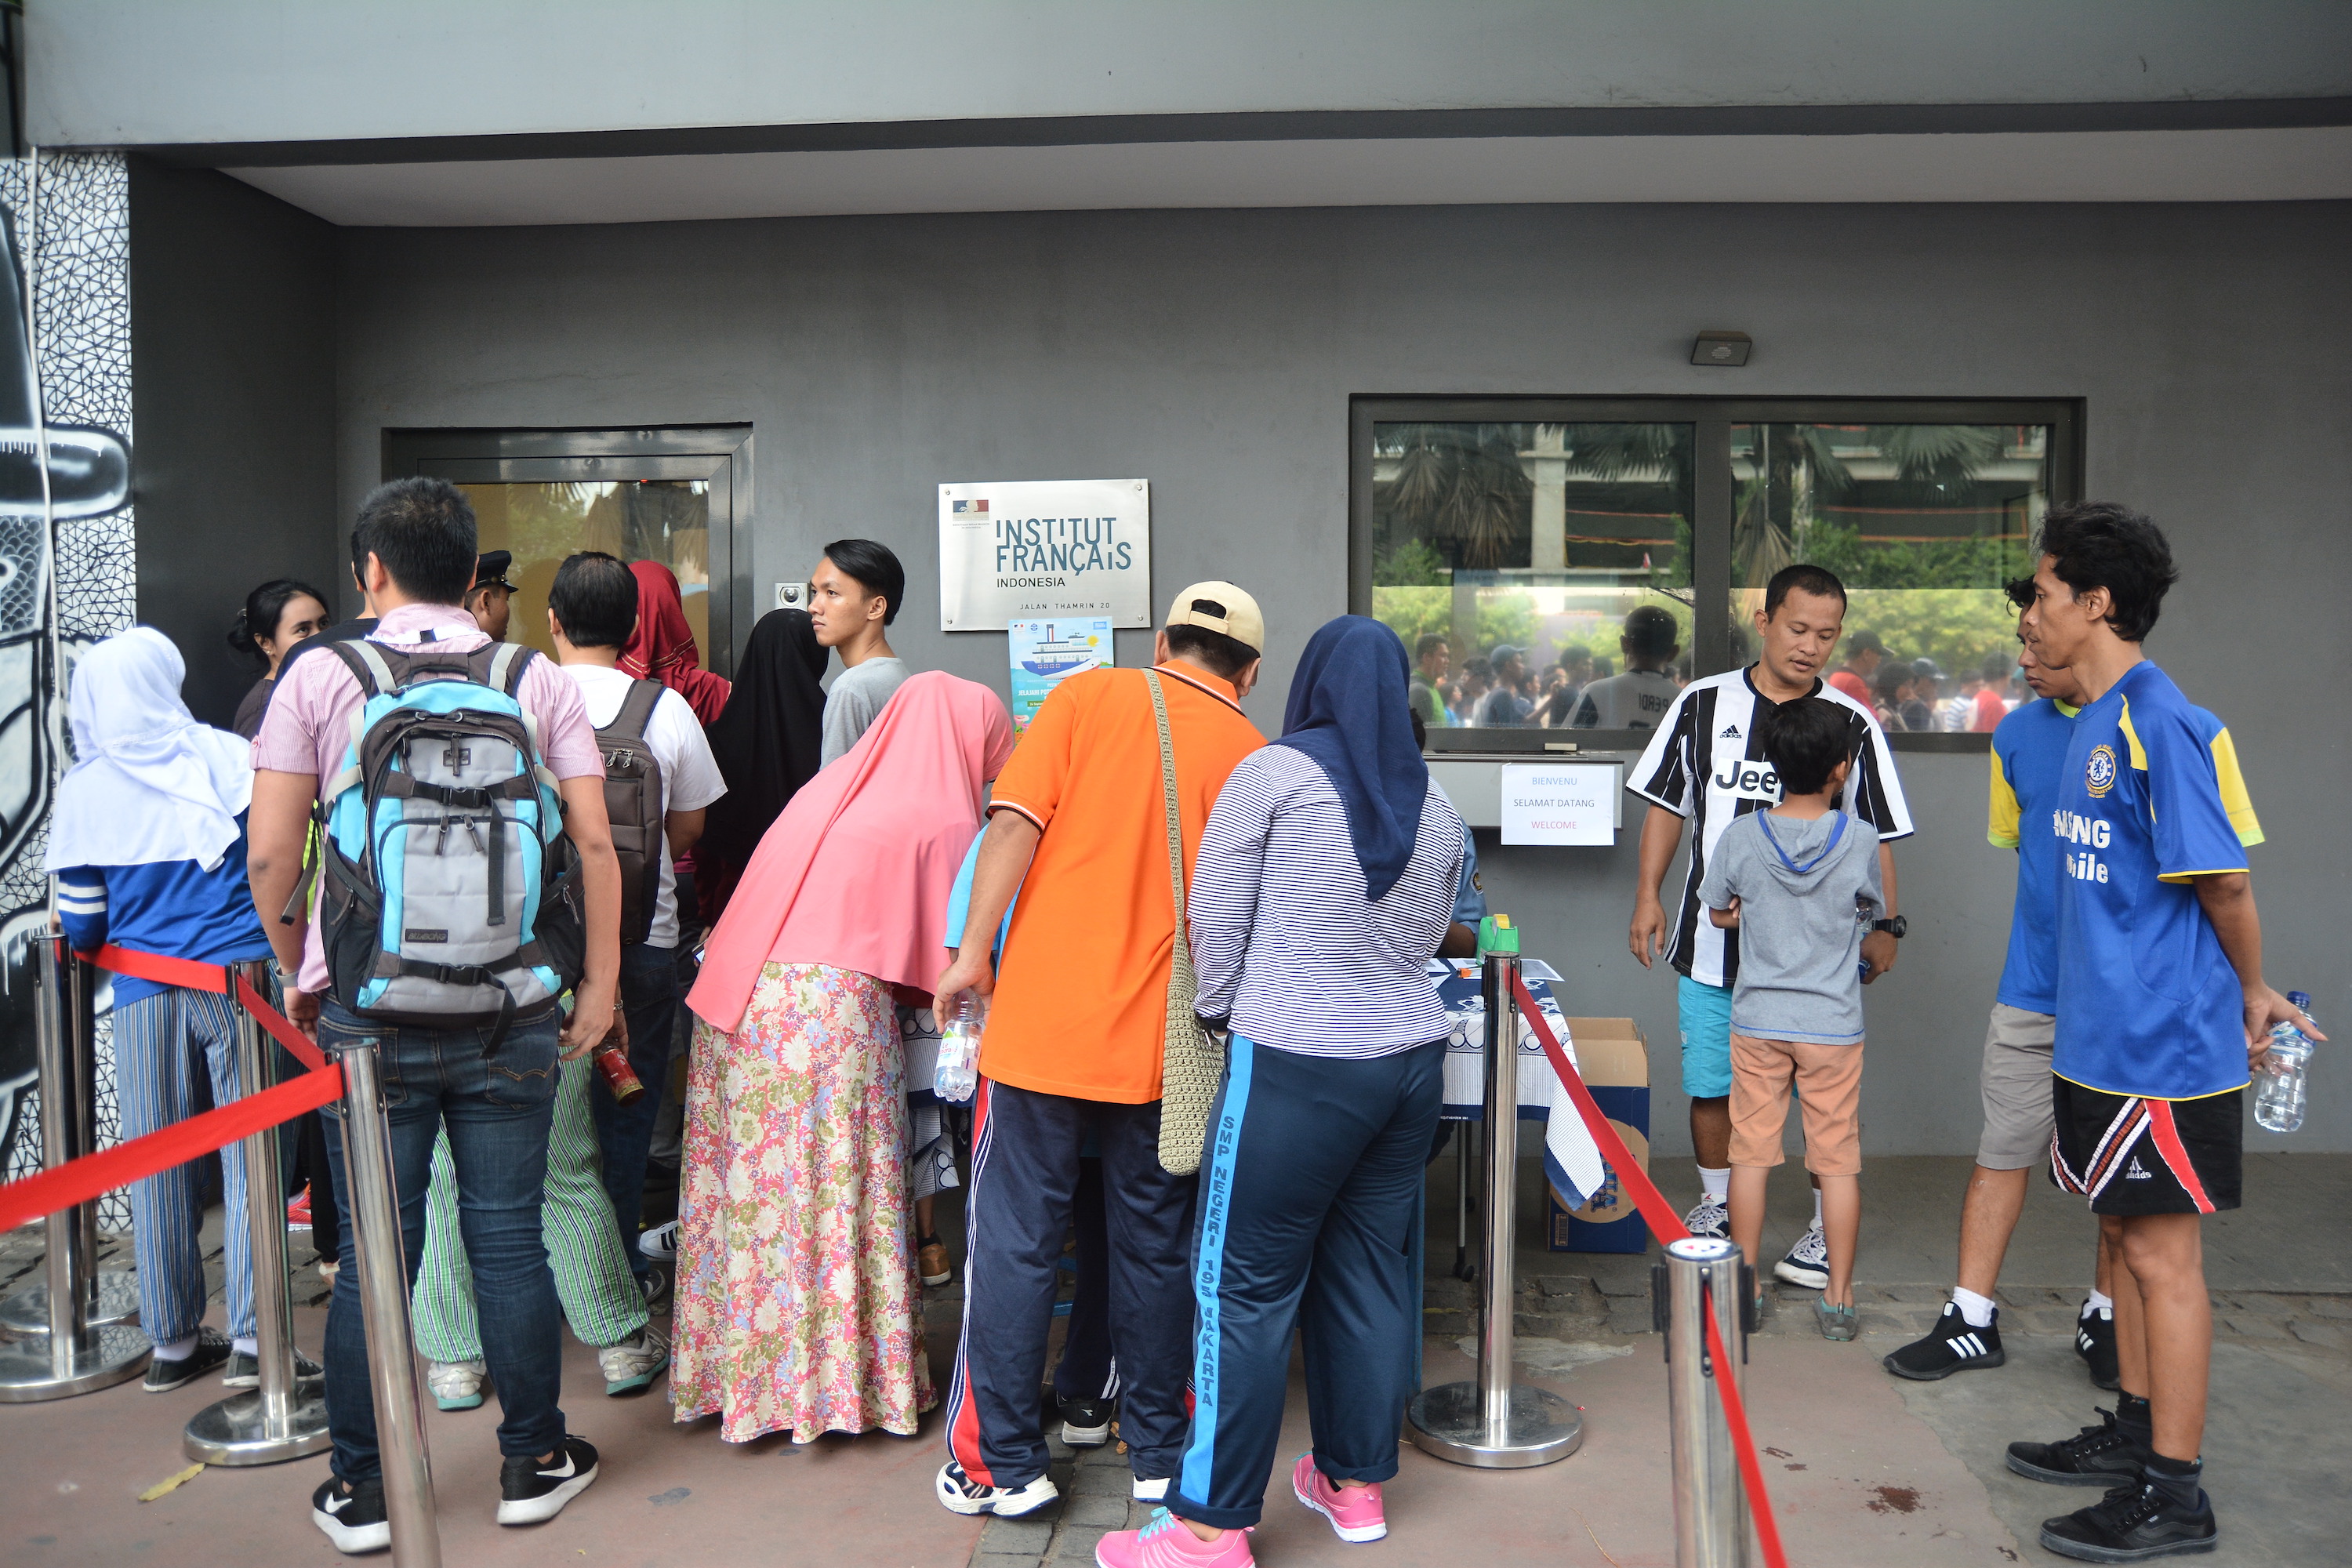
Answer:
[
  {"left": 1675, "top": 974, "right": 1734, "bottom": 1099},
  {"left": 2049, "top": 1077, "right": 2242, "bottom": 1217}
]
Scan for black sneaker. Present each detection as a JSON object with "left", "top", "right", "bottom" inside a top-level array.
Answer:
[
  {"left": 1882, "top": 1302, "right": 2005, "bottom": 1381},
  {"left": 143, "top": 1328, "right": 233, "bottom": 1393},
  {"left": 2076, "top": 1304, "right": 2122, "bottom": 1391},
  {"left": 2040, "top": 1479, "right": 2217, "bottom": 1562},
  {"left": 311, "top": 1475, "right": 391, "bottom": 1555},
  {"left": 1058, "top": 1395, "right": 1113, "bottom": 1447},
  {"left": 223, "top": 1348, "right": 324, "bottom": 1388},
  {"left": 496, "top": 1435, "right": 600, "bottom": 1526},
  {"left": 2007, "top": 1409, "right": 2150, "bottom": 1486}
]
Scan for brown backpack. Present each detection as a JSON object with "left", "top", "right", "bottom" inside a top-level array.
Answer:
[{"left": 597, "top": 680, "right": 668, "bottom": 946}]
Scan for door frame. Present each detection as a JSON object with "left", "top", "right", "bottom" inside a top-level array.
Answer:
[{"left": 383, "top": 425, "right": 753, "bottom": 677}]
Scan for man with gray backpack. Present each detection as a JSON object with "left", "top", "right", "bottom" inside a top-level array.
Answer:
[
  {"left": 546, "top": 551, "right": 726, "bottom": 1286},
  {"left": 249, "top": 478, "right": 624, "bottom": 1554}
]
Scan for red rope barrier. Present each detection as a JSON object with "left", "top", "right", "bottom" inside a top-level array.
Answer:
[
  {"left": 0, "top": 948, "right": 342, "bottom": 1234},
  {"left": 0, "top": 1064, "right": 341, "bottom": 1234},
  {"left": 85, "top": 944, "right": 230, "bottom": 994},
  {"left": 234, "top": 971, "right": 328, "bottom": 1073},
  {"left": 1510, "top": 972, "right": 1690, "bottom": 1247},
  {"left": 1510, "top": 972, "right": 1788, "bottom": 1568}
]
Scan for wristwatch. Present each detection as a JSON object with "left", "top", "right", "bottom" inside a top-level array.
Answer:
[{"left": 1871, "top": 916, "right": 1908, "bottom": 939}]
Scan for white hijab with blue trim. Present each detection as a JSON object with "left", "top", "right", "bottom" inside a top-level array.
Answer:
[{"left": 45, "top": 626, "right": 253, "bottom": 872}]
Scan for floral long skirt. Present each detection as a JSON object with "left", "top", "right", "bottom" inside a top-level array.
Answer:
[{"left": 670, "top": 962, "right": 936, "bottom": 1442}]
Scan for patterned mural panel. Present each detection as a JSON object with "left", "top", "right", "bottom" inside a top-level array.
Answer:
[{"left": 0, "top": 150, "right": 138, "bottom": 1228}]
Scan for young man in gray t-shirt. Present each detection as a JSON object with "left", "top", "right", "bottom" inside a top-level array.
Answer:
[
  {"left": 1697, "top": 696, "right": 1883, "bottom": 1342},
  {"left": 809, "top": 537, "right": 912, "bottom": 764}
]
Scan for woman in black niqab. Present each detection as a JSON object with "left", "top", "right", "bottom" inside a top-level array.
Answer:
[{"left": 695, "top": 608, "right": 829, "bottom": 923}]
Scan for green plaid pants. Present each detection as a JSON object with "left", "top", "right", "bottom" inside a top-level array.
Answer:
[{"left": 410, "top": 1053, "right": 648, "bottom": 1361}]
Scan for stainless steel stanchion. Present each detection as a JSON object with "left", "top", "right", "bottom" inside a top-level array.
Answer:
[
  {"left": 335, "top": 1033, "right": 442, "bottom": 1566},
  {"left": 1407, "top": 917, "right": 1583, "bottom": 1468},
  {"left": 185, "top": 961, "right": 331, "bottom": 1463},
  {"left": 1660, "top": 1235, "right": 1752, "bottom": 1568},
  {"left": 1, "top": 940, "right": 140, "bottom": 1338},
  {"left": 0, "top": 938, "right": 151, "bottom": 1399}
]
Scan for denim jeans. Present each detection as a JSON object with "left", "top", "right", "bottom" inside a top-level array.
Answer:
[
  {"left": 590, "top": 941, "right": 678, "bottom": 1279},
  {"left": 318, "top": 997, "right": 568, "bottom": 1481}
]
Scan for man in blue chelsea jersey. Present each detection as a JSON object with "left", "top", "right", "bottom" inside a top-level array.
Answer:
[
  {"left": 1998, "top": 503, "right": 2314, "bottom": 1564},
  {"left": 1886, "top": 600, "right": 2264, "bottom": 1394}
]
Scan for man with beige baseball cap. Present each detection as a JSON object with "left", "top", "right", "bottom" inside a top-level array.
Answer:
[{"left": 929, "top": 580, "right": 1268, "bottom": 1520}]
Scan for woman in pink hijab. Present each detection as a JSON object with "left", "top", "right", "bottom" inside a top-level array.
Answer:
[
  {"left": 673, "top": 671, "right": 1014, "bottom": 1444},
  {"left": 621, "top": 560, "right": 732, "bottom": 725}
]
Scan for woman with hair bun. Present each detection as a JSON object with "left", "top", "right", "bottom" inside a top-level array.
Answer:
[{"left": 227, "top": 578, "right": 332, "bottom": 739}]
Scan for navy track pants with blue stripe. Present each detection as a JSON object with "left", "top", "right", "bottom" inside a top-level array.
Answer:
[
  {"left": 1174, "top": 1036, "right": 1443, "bottom": 1530},
  {"left": 946, "top": 1080, "right": 1198, "bottom": 1489}
]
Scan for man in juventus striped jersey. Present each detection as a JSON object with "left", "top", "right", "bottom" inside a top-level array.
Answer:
[{"left": 1627, "top": 565, "right": 1913, "bottom": 1272}]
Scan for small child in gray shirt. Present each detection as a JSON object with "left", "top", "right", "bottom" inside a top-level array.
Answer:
[{"left": 1697, "top": 696, "right": 1885, "bottom": 1341}]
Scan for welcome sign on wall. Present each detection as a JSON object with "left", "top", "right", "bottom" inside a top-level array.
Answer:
[{"left": 938, "top": 478, "right": 1152, "bottom": 630}]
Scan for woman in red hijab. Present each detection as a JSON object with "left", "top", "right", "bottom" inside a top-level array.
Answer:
[{"left": 621, "top": 560, "right": 732, "bottom": 725}]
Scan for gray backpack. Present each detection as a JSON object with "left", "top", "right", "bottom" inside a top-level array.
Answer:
[
  {"left": 596, "top": 678, "right": 668, "bottom": 947},
  {"left": 315, "top": 641, "right": 583, "bottom": 1048}
]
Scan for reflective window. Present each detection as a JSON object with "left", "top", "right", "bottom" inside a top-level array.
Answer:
[
  {"left": 460, "top": 479, "right": 713, "bottom": 663},
  {"left": 1353, "top": 400, "right": 2074, "bottom": 749},
  {"left": 1370, "top": 422, "right": 1695, "bottom": 731},
  {"left": 1730, "top": 423, "right": 2049, "bottom": 734}
]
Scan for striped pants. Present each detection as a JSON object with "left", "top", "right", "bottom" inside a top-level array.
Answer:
[
  {"left": 115, "top": 986, "right": 256, "bottom": 1345},
  {"left": 410, "top": 1053, "right": 648, "bottom": 1361}
]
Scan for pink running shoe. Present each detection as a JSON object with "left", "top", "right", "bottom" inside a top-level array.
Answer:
[
  {"left": 1094, "top": 1509, "right": 1255, "bottom": 1568},
  {"left": 1292, "top": 1454, "right": 1387, "bottom": 1543}
]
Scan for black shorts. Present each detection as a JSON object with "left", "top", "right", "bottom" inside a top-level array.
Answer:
[{"left": 2049, "top": 1076, "right": 2241, "bottom": 1216}]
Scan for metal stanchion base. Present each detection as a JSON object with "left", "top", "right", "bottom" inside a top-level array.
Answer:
[
  {"left": 184, "top": 1376, "right": 332, "bottom": 1465},
  {"left": 0, "top": 1270, "right": 142, "bottom": 1337},
  {"left": 1406, "top": 1381, "right": 1584, "bottom": 1468},
  {"left": 0, "top": 1322, "right": 152, "bottom": 1402}
]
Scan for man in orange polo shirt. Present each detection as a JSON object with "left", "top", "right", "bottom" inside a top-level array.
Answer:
[{"left": 931, "top": 583, "right": 1269, "bottom": 1520}]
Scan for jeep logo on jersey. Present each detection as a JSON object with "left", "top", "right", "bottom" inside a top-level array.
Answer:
[
  {"left": 1713, "top": 758, "right": 1782, "bottom": 803},
  {"left": 2085, "top": 744, "right": 2118, "bottom": 797}
]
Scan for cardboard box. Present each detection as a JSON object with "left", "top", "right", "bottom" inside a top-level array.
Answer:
[{"left": 1545, "top": 1017, "right": 1652, "bottom": 1254}]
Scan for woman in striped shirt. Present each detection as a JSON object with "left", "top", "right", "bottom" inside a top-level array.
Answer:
[{"left": 1101, "top": 616, "right": 1465, "bottom": 1568}]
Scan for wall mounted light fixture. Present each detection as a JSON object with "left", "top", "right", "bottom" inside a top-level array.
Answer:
[{"left": 1690, "top": 330, "right": 1751, "bottom": 367}]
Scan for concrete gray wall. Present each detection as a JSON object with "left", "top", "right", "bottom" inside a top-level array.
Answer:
[
  {"left": 36, "top": 2, "right": 2352, "bottom": 149},
  {"left": 129, "top": 158, "right": 340, "bottom": 728},
  {"left": 327, "top": 199, "right": 2352, "bottom": 1154}
]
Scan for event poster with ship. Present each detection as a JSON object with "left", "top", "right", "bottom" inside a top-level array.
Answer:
[{"left": 1007, "top": 617, "right": 1112, "bottom": 733}]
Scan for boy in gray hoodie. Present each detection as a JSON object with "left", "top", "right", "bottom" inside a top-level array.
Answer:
[{"left": 1699, "top": 697, "right": 1885, "bottom": 1341}]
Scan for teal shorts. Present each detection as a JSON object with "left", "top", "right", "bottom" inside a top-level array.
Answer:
[{"left": 1676, "top": 974, "right": 1734, "bottom": 1099}]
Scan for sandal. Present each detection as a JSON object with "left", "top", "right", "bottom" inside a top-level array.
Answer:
[{"left": 1816, "top": 1299, "right": 1859, "bottom": 1341}]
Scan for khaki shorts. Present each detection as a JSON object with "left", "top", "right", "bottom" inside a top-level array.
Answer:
[
  {"left": 1727, "top": 1032, "right": 1864, "bottom": 1178},
  {"left": 1977, "top": 1004, "right": 2058, "bottom": 1170}
]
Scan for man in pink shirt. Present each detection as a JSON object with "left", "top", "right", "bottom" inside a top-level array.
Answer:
[{"left": 249, "top": 478, "right": 622, "bottom": 1552}]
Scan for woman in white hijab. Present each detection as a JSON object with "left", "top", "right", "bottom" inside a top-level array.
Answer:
[{"left": 44, "top": 626, "right": 292, "bottom": 1392}]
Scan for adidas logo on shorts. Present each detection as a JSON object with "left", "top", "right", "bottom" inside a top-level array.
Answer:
[{"left": 2125, "top": 1157, "right": 2154, "bottom": 1181}]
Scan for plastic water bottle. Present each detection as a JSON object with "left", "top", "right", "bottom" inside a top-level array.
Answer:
[
  {"left": 2254, "top": 990, "right": 2315, "bottom": 1134},
  {"left": 935, "top": 991, "right": 984, "bottom": 1102}
]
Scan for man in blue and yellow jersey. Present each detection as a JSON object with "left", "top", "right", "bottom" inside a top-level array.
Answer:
[
  {"left": 1996, "top": 503, "right": 2314, "bottom": 1564},
  {"left": 1888, "top": 604, "right": 2264, "bottom": 1394}
]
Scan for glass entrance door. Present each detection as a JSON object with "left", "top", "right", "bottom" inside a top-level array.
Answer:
[{"left": 383, "top": 427, "right": 752, "bottom": 676}]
